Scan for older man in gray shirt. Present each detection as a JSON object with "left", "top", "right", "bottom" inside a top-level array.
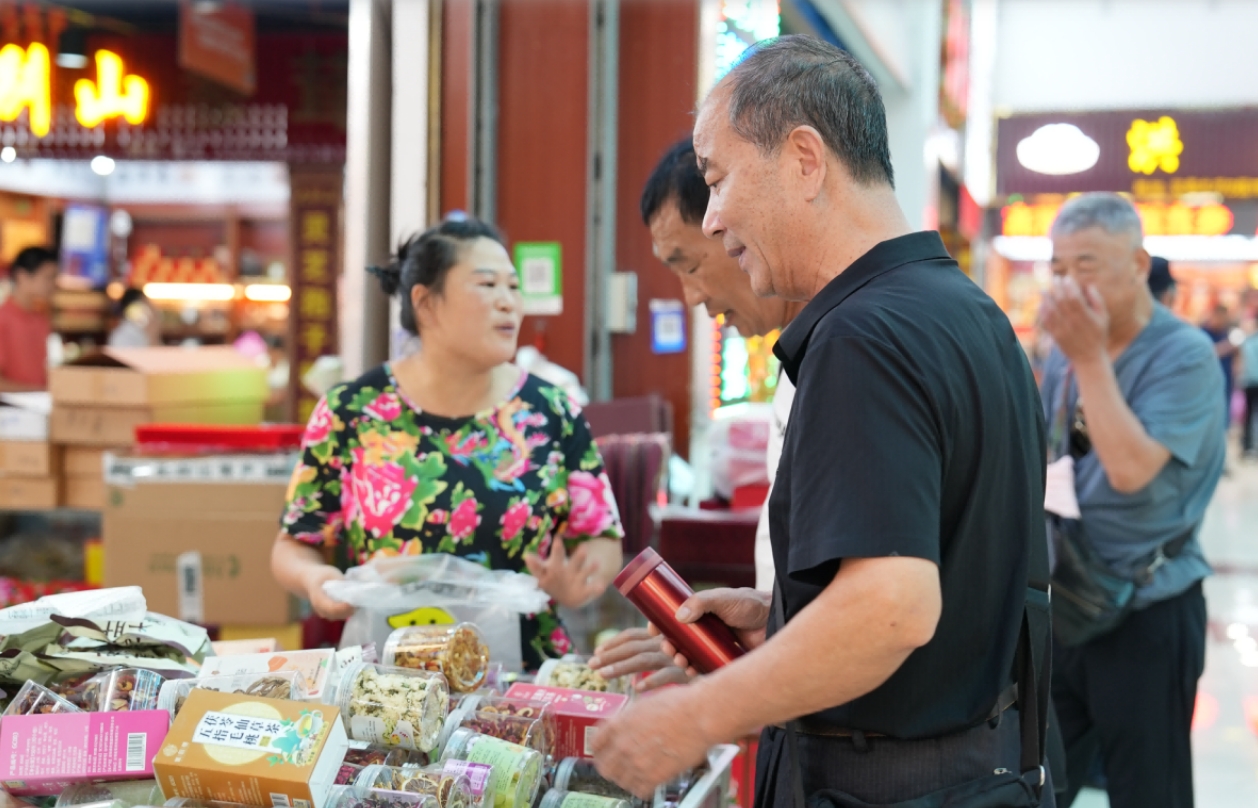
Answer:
[{"left": 1039, "top": 193, "right": 1224, "bottom": 808}]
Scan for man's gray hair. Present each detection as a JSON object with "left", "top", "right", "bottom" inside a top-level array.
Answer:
[
  {"left": 1050, "top": 193, "right": 1144, "bottom": 245},
  {"left": 720, "top": 35, "right": 894, "bottom": 188}
]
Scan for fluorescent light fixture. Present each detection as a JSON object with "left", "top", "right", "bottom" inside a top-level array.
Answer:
[
  {"left": 56, "top": 53, "right": 88, "bottom": 69},
  {"left": 143, "top": 283, "right": 236, "bottom": 302},
  {"left": 994, "top": 235, "right": 1258, "bottom": 263},
  {"left": 244, "top": 284, "right": 292, "bottom": 302},
  {"left": 1016, "top": 124, "right": 1100, "bottom": 176},
  {"left": 90, "top": 155, "right": 116, "bottom": 176},
  {"left": 0, "top": 146, "right": 13, "bottom": 163}
]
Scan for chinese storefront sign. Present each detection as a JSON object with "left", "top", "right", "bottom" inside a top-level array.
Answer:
[
  {"left": 288, "top": 165, "right": 342, "bottom": 425},
  {"left": 178, "top": 0, "right": 257, "bottom": 96},
  {"left": 0, "top": 43, "right": 148, "bottom": 135},
  {"left": 1002, "top": 198, "right": 1237, "bottom": 238}
]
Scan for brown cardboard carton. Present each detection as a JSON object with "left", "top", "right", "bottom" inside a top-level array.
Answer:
[
  {"left": 64, "top": 474, "right": 107, "bottom": 510},
  {"left": 0, "top": 475, "right": 60, "bottom": 509},
  {"left": 52, "top": 402, "right": 266, "bottom": 446},
  {"left": 50, "top": 346, "right": 268, "bottom": 408},
  {"left": 103, "top": 479, "right": 295, "bottom": 625},
  {"left": 154, "top": 689, "right": 347, "bottom": 808},
  {"left": 65, "top": 446, "right": 119, "bottom": 476},
  {"left": 0, "top": 442, "right": 59, "bottom": 476}
]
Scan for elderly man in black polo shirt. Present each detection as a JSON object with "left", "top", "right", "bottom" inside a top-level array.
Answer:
[{"left": 592, "top": 35, "right": 1051, "bottom": 807}]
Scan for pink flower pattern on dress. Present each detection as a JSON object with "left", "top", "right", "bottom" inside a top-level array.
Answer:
[
  {"left": 347, "top": 446, "right": 417, "bottom": 538},
  {"left": 566, "top": 471, "right": 616, "bottom": 537},
  {"left": 449, "top": 497, "right": 481, "bottom": 541},
  {"left": 302, "top": 397, "right": 335, "bottom": 448},
  {"left": 501, "top": 501, "right": 531, "bottom": 543},
  {"left": 549, "top": 628, "right": 572, "bottom": 655},
  {"left": 364, "top": 391, "right": 404, "bottom": 422}
]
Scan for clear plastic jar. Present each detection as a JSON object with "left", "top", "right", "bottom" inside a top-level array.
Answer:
[
  {"left": 552, "top": 759, "right": 637, "bottom": 805},
  {"left": 164, "top": 800, "right": 257, "bottom": 808},
  {"left": 440, "top": 728, "right": 544, "bottom": 808},
  {"left": 326, "top": 785, "right": 440, "bottom": 808},
  {"left": 438, "top": 760, "right": 494, "bottom": 808},
  {"left": 538, "top": 792, "right": 632, "bottom": 808},
  {"left": 57, "top": 781, "right": 164, "bottom": 807},
  {"left": 438, "top": 694, "right": 553, "bottom": 759},
  {"left": 535, "top": 658, "right": 628, "bottom": 695},
  {"left": 157, "top": 671, "right": 307, "bottom": 718},
  {"left": 357, "top": 764, "right": 476, "bottom": 808},
  {"left": 383, "top": 624, "right": 490, "bottom": 694},
  {"left": 4, "top": 680, "right": 82, "bottom": 716},
  {"left": 335, "top": 662, "right": 451, "bottom": 752},
  {"left": 53, "top": 668, "right": 165, "bottom": 712}
]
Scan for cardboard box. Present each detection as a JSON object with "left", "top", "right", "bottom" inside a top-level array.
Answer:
[
  {"left": 153, "top": 689, "right": 348, "bottom": 808},
  {"left": 210, "top": 637, "right": 283, "bottom": 656},
  {"left": 0, "top": 441, "right": 59, "bottom": 476},
  {"left": 64, "top": 473, "right": 107, "bottom": 509},
  {"left": 52, "top": 401, "right": 265, "bottom": 446},
  {"left": 103, "top": 480, "right": 295, "bottom": 625},
  {"left": 65, "top": 446, "right": 118, "bottom": 476},
  {"left": 198, "top": 649, "right": 336, "bottom": 702},
  {"left": 0, "top": 393, "right": 50, "bottom": 441},
  {"left": 0, "top": 475, "right": 60, "bottom": 509},
  {"left": 505, "top": 683, "right": 628, "bottom": 759},
  {"left": 0, "top": 710, "right": 170, "bottom": 796},
  {"left": 50, "top": 346, "right": 269, "bottom": 408}
]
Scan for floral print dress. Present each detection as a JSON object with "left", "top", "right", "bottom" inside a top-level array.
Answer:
[{"left": 282, "top": 365, "right": 624, "bottom": 669}]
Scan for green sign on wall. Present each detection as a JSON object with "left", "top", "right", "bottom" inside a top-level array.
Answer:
[{"left": 513, "top": 242, "right": 563, "bottom": 316}]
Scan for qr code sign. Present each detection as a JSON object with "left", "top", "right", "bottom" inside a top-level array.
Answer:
[{"left": 521, "top": 257, "right": 554, "bottom": 295}]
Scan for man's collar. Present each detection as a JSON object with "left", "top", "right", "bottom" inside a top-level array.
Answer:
[{"left": 774, "top": 231, "right": 951, "bottom": 383}]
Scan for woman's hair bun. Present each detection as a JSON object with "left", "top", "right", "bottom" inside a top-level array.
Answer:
[{"left": 367, "top": 263, "right": 403, "bottom": 296}]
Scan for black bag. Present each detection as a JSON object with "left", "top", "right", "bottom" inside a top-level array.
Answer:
[{"left": 775, "top": 547, "right": 1053, "bottom": 808}]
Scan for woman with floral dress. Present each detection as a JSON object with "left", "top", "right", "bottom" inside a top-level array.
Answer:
[{"left": 271, "top": 217, "right": 624, "bottom": 669}]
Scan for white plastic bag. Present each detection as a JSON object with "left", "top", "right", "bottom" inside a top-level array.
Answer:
[
  {"left": 323, "top": 554, "right": 551, "bottom": 674},
  {"left": 708, "top": 403, "right": 772, "bottom": 500}
]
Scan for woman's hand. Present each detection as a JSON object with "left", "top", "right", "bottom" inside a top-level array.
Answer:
[
  {"left": 524, "top": 537, "right": 609, "bottom": 609},
  {"left": 303, "top": 565, "right": 356, "bottom": 621},
  {"left": 588, "top": 627, "right": 692, "bottom": 692}
]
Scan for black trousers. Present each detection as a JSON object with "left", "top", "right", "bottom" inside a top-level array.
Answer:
[
  {"left": 1243, "top": 385, "right": 1258, "bottom": 452},
  {"left": 753, "top": 708, "right": 1055, "bottom": 807},
  {"left": 1052, "top": 581, "right": 1207, "bottom": 808}
]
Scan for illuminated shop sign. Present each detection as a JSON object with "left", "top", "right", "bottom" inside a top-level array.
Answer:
[
  {"left": 1002, "top": 199, "right": 1235, "bottom": 238},
  {"left": 1127, "top": 116, "right": 1182, "bottom": 176},
  {"left": 0, "top": 42, "right": 149, "bottom": 136}
]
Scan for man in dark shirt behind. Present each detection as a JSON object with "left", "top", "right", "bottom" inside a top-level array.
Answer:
[{"left": 593, "top": 35, "right": 1049, "bottom": 806}]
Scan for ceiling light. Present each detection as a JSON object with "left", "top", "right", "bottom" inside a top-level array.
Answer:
[
  {"left": 0, "top": 147, "right": 14, "bottom": 163},
  {"left": 90, "top": 155, "right": 116, "bottom": 176},
  {"left": 1016, "top": 124, "right": 1100, "bottom": 176},
  {"left": 56, "top": 53, "right": 88, "bottom": 69},
  {"left": 56, "top": 28, "right": 88, "bottom": 69},
  {"left": 143, "top": 283, "right": 236, "bottom": 302},
  {"left": 244, "top": 284, "right": 292, "bottom": 302}
]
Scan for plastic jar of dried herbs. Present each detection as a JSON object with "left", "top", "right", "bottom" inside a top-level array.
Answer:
[
  {"left": 383, "top": 624, "right": 490, "bottom": 694},
  {"left": 437, "top": 693, "right": 553, "bottom": 759},
  {"left": 4, "top": 680, "right": 82, "bottom": 716},
  {"left": 56, "top": 781, "right": 165, "bottom": 807},
  {"left": 163, "top": 800, "right": 257, "bottom": 808},
  {"left": 439, "top": 760, "right": 494, "bottom": 808},
  {"left": 552, "top": 759, "right": 637, "bottom": 805},
  {"left": 538, "top": 792, "right": 633, "bottom": 808},
  {"left": 335, "top": 662, "right": 451, "bottom": 752},
  {"left": 326, "top": 785, "right": 441, "bottom": 808},
  {"left": 357, "top": 764, "right": 476, "bottom": 808},
  {"left": 535, "top": 658, "right": 628, "bottom": 695},
  {"left": 440, "top": 728, "right": 544, "bottom": 808}
]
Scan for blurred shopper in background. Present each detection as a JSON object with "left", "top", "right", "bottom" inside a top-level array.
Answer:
[
  {"left": 588, "top": 137, "right": 804, "bottom": 690},
  {"left": 271, "top": 216, "right": 624, "bottom": 670},
  {"left": 108, "top": 288, "right": 162, "bottom": 348},
  {"left": 1240, "top": 319, "right": 1258, "bottom": 457},
  {"left": 1147, "top": 256, "right": 1177, "bottom": 309},
  {"left": 1039, "top": 193, "right": 1225, "bottom": 808},
  {"left": 0, "top": 246, "right": 58, "bottom": 392},
  {"left": 1201, "top": 304, "right": 1238, "bottom": 422}
]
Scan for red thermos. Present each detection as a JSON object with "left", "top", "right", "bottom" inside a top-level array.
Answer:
[{"left": 614, "top": 548, "right": 746, "bottom": 674}]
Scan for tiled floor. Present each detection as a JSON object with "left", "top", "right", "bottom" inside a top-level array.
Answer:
[{"left": 1073, "top": 455, "right": 1258, "bottom": 807}]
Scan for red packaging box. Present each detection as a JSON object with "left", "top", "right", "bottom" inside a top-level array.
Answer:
[
  {"left": 504, "top": 683, "right": 627, "bottom": 759},
  {"left": 0, "top": 709, "right": 169, "bottom": 796}
]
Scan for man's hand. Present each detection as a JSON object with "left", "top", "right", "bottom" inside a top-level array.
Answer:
[
  {"left": 1040, "top": 275, "right": 1110, "bottom": 365},
  {"left": 306, "top": 566, "right": 355, "bottom": 621},
  {"left": 589, "top": 628, "right": 692, "bottom": 692},
  {"left": 524, "top": 538, "right": 605, "bottom": 609},
  {"left": 658, "top": 588, "right": 771, "bottom": 676},
  {"left": 592, "top": 686, "right": 715, "bottom": 798}
]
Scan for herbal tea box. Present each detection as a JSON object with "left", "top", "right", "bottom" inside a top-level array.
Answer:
[
  {"left": 504, "top": 683, "right": 627, "bottom": 759},
  {"left": 0, "top": 710, "right": 169, "bottom": 796},
  {"left": 154, "top": 688, "right": 348, "bottom": 808}
]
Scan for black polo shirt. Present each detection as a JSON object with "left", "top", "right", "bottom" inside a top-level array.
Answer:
[{"left": 768, "top": 231, "right": 1046, "bottom": 740}]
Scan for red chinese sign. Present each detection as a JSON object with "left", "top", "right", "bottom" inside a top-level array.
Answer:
[{"left": 288, "top": 165, "right": 342, "bottom": 424}]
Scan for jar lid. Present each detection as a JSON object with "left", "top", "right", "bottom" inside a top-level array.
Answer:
[
  {"left": 552, "top": 758, "right": 578, "bottom": 792},
  {"left": 613, "top": 548, "right": 664, "bottom": 596}
]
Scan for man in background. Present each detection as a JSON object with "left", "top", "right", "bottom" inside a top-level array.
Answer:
[
  {"left": 1147, "top": 256, "right": 1176, "bottom": 309},
  {"left": 1201, "top": 303, "right": 1238, "bottom": 421},
  {"left": 1040, "top": 194, "right": 1223, "bottom": 808},
  {"left": 108, "top": 288, "right": 162, "bottom": 348},
  {"left": 0, "top": 246, "right": 58, "bottom": 391}
]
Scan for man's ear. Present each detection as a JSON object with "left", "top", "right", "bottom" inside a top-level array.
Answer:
[{"left": 784, "top": 125, "right": 828, "bottom": 202}]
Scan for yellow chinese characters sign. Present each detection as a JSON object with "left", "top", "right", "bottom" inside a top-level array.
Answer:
[
  {"left": 288, "top": 166, "right": 342, "bottom": 424},
  {"left": 1003, "top": 199, "right": 1234, "bottom": 238},
  {"left": 1127, "top": 116, "right": 1183, "bottom": 175},
  {"left": 0, "top": 43, "right": 149, "bottom": 136}
]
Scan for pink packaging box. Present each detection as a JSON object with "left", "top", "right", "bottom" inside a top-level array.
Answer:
[
  {"left": 505, "top": 683, "right": 627, "bottom": 759},
  {"left": 0, "top": 709, "right": 169, "bottom": 796}
]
